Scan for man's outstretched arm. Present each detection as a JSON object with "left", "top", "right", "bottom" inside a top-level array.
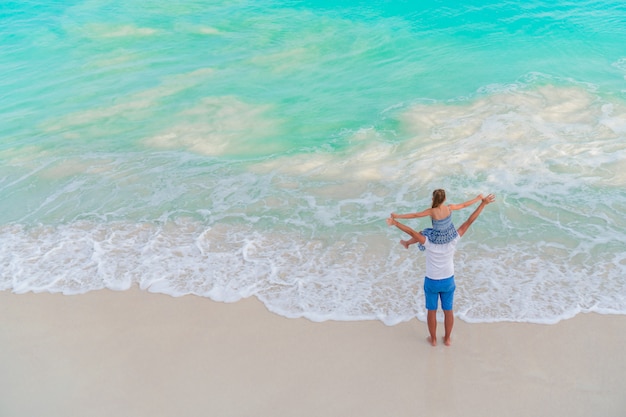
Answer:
[{"left": 456, "top": 194, "right": 495, "bottom": 237}]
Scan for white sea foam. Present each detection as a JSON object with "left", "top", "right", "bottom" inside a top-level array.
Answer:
[
  {"left": 396, "top": 84, "right": 626, "bottom": 188},
  {"left": 1, "top": 209, "right": 624, "bottom": 325}
]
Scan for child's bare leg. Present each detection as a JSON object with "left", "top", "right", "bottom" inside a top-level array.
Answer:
[{"left": 401, "top": 236, "right": 419, "bottom": 249}]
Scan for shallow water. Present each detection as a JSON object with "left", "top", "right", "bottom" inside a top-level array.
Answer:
[{"left": 1, "top": 0, "right": 625, "bottom": 324}]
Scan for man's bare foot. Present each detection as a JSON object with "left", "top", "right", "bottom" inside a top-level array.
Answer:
[
  {"left": 400, "top": 239, "right": 409, "bottom": 249},
  {"left": 428, "top": 336, "right": 437, "bottom": 347},
  {"left": 443, "top": 336, "right": 452, "bottom": 346}
]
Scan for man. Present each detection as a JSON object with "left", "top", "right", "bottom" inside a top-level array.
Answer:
[{"left": 387, "top": 194, "right": 496, "bottom": 346}]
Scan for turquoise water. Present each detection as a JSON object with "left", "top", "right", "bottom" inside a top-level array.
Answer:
[{"left": 1, "top": 0, "right": 625, "bottom": 324}]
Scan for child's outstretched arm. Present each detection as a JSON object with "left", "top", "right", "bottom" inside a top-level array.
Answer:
[
  {"left": 390, "top": 207, "right": 432, "bottom": 219},
  {"left": 448, "top": 194, "right": 483, "bottom": 211}
]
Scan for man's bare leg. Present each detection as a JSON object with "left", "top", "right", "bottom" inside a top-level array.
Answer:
[
  {"left": 456, "top": 194, "right": 495, "bottom": 237},
  {"left": 427, "top": 310, "right": 438, "bottom": 346},
  {"left": 443, "top": 310, "right": 454, "bottom": 346}
]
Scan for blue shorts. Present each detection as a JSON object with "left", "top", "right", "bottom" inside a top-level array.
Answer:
[{"left": 424, "top": 276, "right": 456, "bottom": 311}]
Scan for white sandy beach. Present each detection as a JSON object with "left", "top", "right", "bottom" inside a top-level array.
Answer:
[{"left": 1, "top": 289, "right": 625, "bottom": 417}]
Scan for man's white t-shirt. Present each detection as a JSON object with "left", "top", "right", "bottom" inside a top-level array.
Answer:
[{"left": 423, "top": 236, "right": 460, "bottom": 280}]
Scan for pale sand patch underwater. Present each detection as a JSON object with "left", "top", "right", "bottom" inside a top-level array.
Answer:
[{"left": 1, "top": 289, "right": 625, "bottom": 417}]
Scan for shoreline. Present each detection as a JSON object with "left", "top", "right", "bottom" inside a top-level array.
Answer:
[{"left": 1, "top": 289, "right": 625, "bottom": 417}]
